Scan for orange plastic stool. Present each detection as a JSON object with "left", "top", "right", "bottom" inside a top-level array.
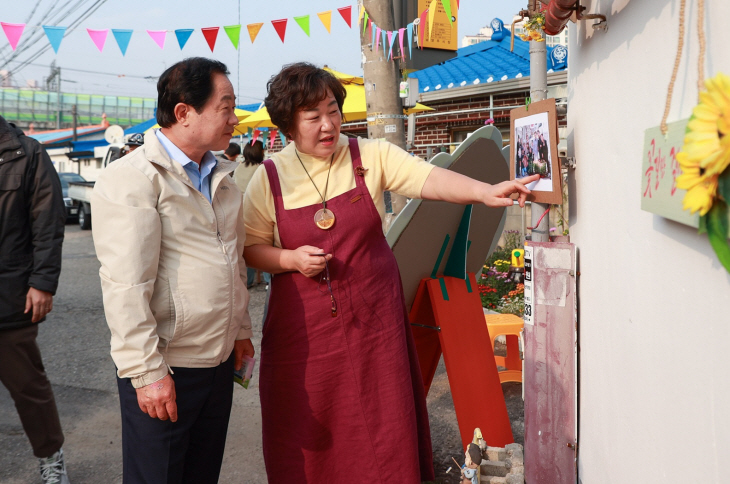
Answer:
[{"left": 484, "top": 313, "right": 524, "bottom": 383}]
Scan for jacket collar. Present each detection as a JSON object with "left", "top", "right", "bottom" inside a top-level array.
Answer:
[
  {"left": 0, "top": 120, "right": 23, "bottom": 155},
  {"left": 141, "top": 130, "right": 237, "bottom": 193}
]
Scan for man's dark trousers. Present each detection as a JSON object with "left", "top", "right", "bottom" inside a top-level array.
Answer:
[
  {"left": 0, "top": 325, "right": 64, "bottom": 458},
  {"left": 117, "top": 356, "right": 235, "bottom": 484}
]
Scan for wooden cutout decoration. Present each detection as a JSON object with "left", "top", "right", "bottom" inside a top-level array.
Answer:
[
  {"left": 509, "top": 98, "right": 563, "bottom": 204},
  {"left": 387, "top": 125, "right": 509, "bottom": 311}
]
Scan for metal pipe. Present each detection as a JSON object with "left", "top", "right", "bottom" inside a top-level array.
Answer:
[
  {"left": 529, "top": 38, "right": 550, "bottom": 242},
  {"left": 544, "top": 0, "right": 576, "bottom": 36}
]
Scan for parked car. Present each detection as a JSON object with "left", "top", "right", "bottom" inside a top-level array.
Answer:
[{"left": 58, "top": 172, "right": 85, "bottom": 223}]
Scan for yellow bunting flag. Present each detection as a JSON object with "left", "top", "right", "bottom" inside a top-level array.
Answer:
[
  {"left": 359, "top": 5, "right": 365, "bottom": 25},
  {"left": 427, "top": 0, "right": 437, "bottom": 40},
  {"left": 247, "top": 23, "right": 264, "bottom": 43},
  {"left": 318, "top": 11, "right": 332, "bottom": 33}
]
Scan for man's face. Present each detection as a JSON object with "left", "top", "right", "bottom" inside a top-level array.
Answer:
[{"left": 185, "top": 73, "right": 239, "bottom": 152}]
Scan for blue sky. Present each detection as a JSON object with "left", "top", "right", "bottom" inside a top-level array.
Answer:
[{"left": 1, "top": 0, "right": 525, "bottom": 103}]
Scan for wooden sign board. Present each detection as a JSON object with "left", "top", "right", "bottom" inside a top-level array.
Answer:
[
  {"left": 509, "top": 99, "right": 562, "bottom": 204},
  {"left": 640, "top": 119, "right": 698, "bottom": 227},
  {"left": 418, "top": 0, "right": 458, "bottom": 51}
]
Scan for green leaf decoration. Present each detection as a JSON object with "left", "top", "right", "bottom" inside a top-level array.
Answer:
[
  {"left": 717, "top": 165, "right": 730, "bottom": 205},
  {"left": 705, "top": 200, "right": 730, "bottom": 274}
]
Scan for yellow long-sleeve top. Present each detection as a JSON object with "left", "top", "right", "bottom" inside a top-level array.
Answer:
[{"left": 243, "top": 134, "right": 435, "bottom": 248}]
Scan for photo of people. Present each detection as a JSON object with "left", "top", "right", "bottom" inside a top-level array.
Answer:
[{"left": 513, "top": 111, "right": 553, "bottom": 192}]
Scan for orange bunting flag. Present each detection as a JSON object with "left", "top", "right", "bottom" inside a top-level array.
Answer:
[
  {"left": 318, "top": 11, "right": 332, "bottom": 33},
  {"left": 247, "top": 23, "right": 264, "bottom": 43}
]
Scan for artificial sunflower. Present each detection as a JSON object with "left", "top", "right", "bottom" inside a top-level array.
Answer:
[{"left": 677, "top": 73, "right": 730, "bottom": 214}]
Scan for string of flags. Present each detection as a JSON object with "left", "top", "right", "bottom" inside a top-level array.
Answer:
[
  {"left": 358, "top": 0, "right": 458, "bottom": 62},
  {"left": 0, "top": 5, "right": 354, "bottom": 55}
]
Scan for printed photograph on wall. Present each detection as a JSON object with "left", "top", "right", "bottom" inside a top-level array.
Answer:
[{"left": 510, "top": 98, "right": 562, "bottom": 204}]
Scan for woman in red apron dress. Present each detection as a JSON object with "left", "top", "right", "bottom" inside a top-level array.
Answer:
[{"left": 243, "top": 64, "right": 536, "bottom": 483}]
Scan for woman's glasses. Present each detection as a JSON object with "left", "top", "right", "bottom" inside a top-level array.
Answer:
[{"left": 318, "top": 258, "right": 337, "bottom": 318}]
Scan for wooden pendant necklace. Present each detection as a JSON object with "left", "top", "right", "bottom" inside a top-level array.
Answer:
[{"left": 295, "top": 149, "right": 336, "bottom": 230}]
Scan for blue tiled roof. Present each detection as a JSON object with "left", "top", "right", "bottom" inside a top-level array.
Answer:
[{"left": 410, "top": 34, "right": 567, "bottom": 93}]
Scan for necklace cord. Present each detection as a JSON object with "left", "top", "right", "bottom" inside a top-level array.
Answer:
[{"left": 295, "top": 149, "right": 335, "bottom": 209}]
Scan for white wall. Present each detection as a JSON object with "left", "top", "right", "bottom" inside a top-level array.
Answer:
[{"left": 568, "top": 1, "right": 730, "bottom": 482}]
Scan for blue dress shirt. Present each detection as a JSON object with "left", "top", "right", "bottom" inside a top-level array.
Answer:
[{"left": 155, "top": 129, "right": 218, "bottom": 203}]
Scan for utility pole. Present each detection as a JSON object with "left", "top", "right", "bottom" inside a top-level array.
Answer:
[
  {"left": 361, "top": 0, "right": 408, "bottom": 218},
  {"left": 528, "top": 1, "right": 549, "bottom": 242},
  {"left": 71, "top": 104, "right": 77, "bottom": 141},
  {"left": 46, "top": 62, "right": 62, "bottom": 129}
]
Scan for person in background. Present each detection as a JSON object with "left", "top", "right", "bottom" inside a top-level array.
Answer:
[
  {"left": 0, "top": 115, "right": 70, "bottom": 484},
  {"left": 234, "top": 140, "right": 267, "bottom": 289},
  {"left": 218, "top": 142, "right": 241, "bottom": 163},
  {"left": 92, "top": 57, "right": 254, "bottom": 483},
  {"left": 119, "top": 133, "right": 145, "bottom": 158},
  {"left": 242, "top": 62, "right": 537, "bottom": 483}
]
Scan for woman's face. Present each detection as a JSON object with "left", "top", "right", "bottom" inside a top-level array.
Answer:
[{"left": 290, "top": 90, "right": 342, "bottom": 158}]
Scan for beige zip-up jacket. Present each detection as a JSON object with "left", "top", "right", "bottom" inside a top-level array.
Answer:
[{"left": 91, "top": 132, "right": 252, "bottom": 388}]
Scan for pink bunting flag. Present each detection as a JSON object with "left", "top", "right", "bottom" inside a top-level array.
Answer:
[
  {"left": 269, "top": 130, "right": 277, "bottom": 149},
  {"left": 147, "top": 30, "right": 166, "bottom": 49},
  {"left": 87, "top": 28, "right": 108, "bottom": 52},
  {"left": 368, "top": 18, "right": 373, "bottom": 41},
  {"left": 1, "top": 23, "right": 25, "bottom": 51},
  {"left": 398, "top": 27, "right": 405, "bottom": 59},
  {"left": 375, "top": 26, "right": 381, "bottom": 54},
  {"left": 418, "top": 9, "right": 429, "bottom": 49},
  {"left": 252, "top": 129, "right": 261, "bottom": 144}
]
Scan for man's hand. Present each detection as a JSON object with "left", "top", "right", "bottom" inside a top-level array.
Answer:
[
  {"left": 136, "top": 374, "right": 178, "bottom": 422},
  {"left": 25, "top": 287, "right": 53, "bottom": 323},
  {"left": 234, "top": 339, "right": 255, "bottom": 371}
]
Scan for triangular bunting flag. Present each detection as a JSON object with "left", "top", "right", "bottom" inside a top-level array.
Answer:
[
  {"left": 294, "top": 15, "right": 310, "bottom": 37},
  {"left": 269, "top": 129, "right": 277, "bottom": 149},
  {"left": 428, "top": 0, "right": 437, "bottom": 40},
  {"left": 418, "top": 9, "right": 429, "bottom": 48},
  {"left": 371, "top": 23, "right": 377, "bottom": 51},
  {"left": 1, "top": 23, "right": 25, "bottom": 51},
  {"left": 174, "top": 29, "right": 193, "bottom": 50},
  {"left": 456, "top": 0, "right": 460, "bottom": 9},
  {"left": 87, "top": 28, "right": 108, "bottom": 52},
  {"left": 224, "top": 25, "right": 241, "bottom": 49},
  {"left": 375, "top": 26, "right": 381, "bottom": 54},
  {"left": 317, "top": 11, "right": 332, "bottom": 33},
  {"left": 279, "top": 131, "right": 287, "bottom": 147},
  {"left": 406, "top": 23, "right": 414, "bottom": 58},
  {"left": 112, "top": 29, "right": 133, "bottom": 55},
  {"left": 247, "top": 127, "right": 253, "bottom": 139},
  {"left": 380, "top": 29, "right": 387, "bottom": 58},
  {"left": 368, "top": 18, "right": 372, "bottom": 41},
  {"left": 43, "top": 26, "right": 66, "bottom": 54},
  {"left": 398, "top": 27, "right": 405, "bottom": 59},
  {"left": 388, "top": 30, "right": 397, "bottom": 60},
  {"left": 441, "top": 0, "right": 453, "bottom": 24},
  {"left": 261, "top": 130, "right": 269, "bottom": 146},
  {"left": 339, "top": 6, "right": 353, "bottom": 28},
  {"left": 247, "top": 23, "right": 264, "bottom": 43},
  {"left": 358, "top": 5, "right": 365, "bottom": 26},
  {"left": 147, "top": 30, "right": 166, "bottom": 49},
  {"left": 252, "top": 129, "right": 261, "bottom": 143},
  {"left": 271, "top": 19, "right": 288, "bottom": 43},
  {"left": 362, "top": 11, "right": 369, "bottom": 36},
  {"left": 201, "top": 27, "right": 219, "bottom": 52}
]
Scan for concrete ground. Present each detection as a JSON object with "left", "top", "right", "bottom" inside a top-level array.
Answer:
[{"left": 0, "top": 225, "right": 523, "bottom": 483}]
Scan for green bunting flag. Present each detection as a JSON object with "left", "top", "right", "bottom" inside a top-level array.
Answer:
[
  {"left": 294, "top": 15, "right": 310, "bottom": 37},
  {"left": 224, "top": 25, "right": 241, "bottom": 49}
]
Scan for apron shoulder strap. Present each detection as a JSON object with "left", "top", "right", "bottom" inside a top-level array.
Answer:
[
  {"left": 348, "top": 137, "right": 366, "bottom": 189},
  {"left": 263, "top": 159, "right": 285, "bottom": 213}
]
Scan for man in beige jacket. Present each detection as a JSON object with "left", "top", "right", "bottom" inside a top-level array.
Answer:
[{"left": 92, "top": 57, "right": 254, "bottom": 484}]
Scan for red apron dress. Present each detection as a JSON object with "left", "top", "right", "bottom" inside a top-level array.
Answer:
[{"left": 259, "top": 138, "right": 434, "bottom": 483}]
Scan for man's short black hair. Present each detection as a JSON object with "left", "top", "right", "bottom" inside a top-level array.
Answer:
[
  {"left": 156, "top": 57, "right": 230, "bottom": 128},
  {"left": 225, "top": 142, "right": 241, "bottom": 158}
]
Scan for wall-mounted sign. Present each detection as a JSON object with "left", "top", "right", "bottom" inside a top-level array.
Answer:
[
  {"left": 418, "top": 0, "right": 458, "bottom": 51},
  {"left": 640, "top": 119, "right": 698, "bottom": 227}
]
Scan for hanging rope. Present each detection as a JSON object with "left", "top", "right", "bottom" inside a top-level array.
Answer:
[
  {"left": 660, "top": 0, "right": 686, "bottom": 136},
  {"left": 697, "top": 0, "right": 706, "bottom": 91}
]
